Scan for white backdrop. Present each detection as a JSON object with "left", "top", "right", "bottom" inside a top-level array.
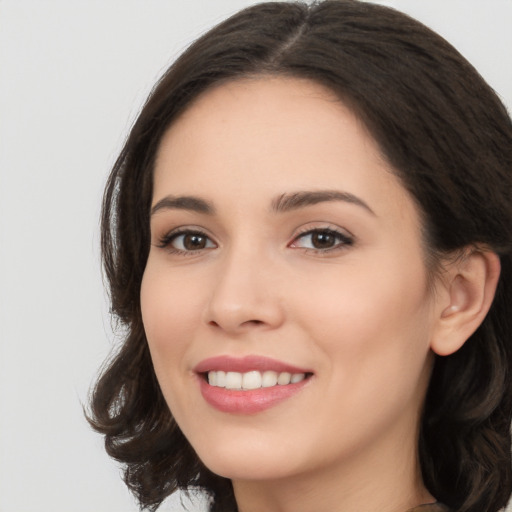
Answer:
[{"left": 0, "top": 1, "right": 511, "bottom": 511}]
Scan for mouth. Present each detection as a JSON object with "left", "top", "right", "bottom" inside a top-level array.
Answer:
[
  {"left": 202, "top": 369, "right": 312, "bottom": 390},
  {"left": 194, "top": 355, "right": 313, "bottom": 413}
]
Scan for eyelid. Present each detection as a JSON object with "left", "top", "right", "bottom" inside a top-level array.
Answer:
[
  {"left": 288, "top": 224, "right": 355, "bottom": 253},
  {"left": 155, "top": 226, "right": 217, "bottom": 253},
  {"left": 153, "top": 223, "right": 354, "bottom": 256}
]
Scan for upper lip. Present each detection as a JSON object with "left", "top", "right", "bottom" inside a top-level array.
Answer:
[{"left": 194, "top": 355, "right": 311, "bottom": 374}]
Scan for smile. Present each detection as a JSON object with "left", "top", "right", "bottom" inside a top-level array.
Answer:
[
  {"left": 207, "top": 370, "right": 307, "bottom": 390},
  {"left": 195, "top": 356, "right": 313, "bottom": 413}
]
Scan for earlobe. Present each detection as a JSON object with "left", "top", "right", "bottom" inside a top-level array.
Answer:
[{"left": 431, "top": 249, "right": 500, "bottom": 356}]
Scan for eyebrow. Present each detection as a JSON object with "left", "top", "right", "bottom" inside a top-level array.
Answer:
[
  {"left": 150, "top": 189, "right": 375, "bottom": 217},
  {"left": 151, "top": 195, "right": 215, "bottom": 216},
  {"left": 271, "top": 190, "right": 375, "bottom": 215}
]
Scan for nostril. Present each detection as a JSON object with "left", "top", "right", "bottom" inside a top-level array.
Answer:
[
  {"left": 207, "top": 319, "right": 264, "bottom": 329},
  {"left": 237, "top": 319, "right": 267, "bottom": 329}
]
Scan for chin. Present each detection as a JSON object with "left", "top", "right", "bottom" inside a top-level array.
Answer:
[
  {"left": 188, "top": 430, "right": 307, "bottom": 481},
  {"left": 201, "top": 453, "right": 299, "bottom": 481}
]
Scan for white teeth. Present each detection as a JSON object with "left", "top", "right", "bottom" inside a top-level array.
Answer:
[
  {"left": 277, "top": 372, "right": 291, "bottom": 385},
  {"left": 208, "top": 371, "right": 217, "bottom": 386},
  {"left": 207, "top": 370, "right": 306, "bottom": 390},
  {"left": 225, "top": 371, "right": 243, "bottom": 389},
  {"left": 262, "top": 371, "right": 278, "bottom": 387},
  {"left": 242, "top": 371, "right": 262, "bottom": 390},
  {"left": 291, "top": 373, "right": 305, "bottom": 384},
  {"left": 216, "top": 371, "right": 226, "bottom": 387}
]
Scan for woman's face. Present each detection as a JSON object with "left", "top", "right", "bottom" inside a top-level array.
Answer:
[{"left": 141, "top": 77, "right": 441, "bottom": 483}]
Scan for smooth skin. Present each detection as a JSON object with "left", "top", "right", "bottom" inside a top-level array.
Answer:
[{"left": 141, "top": 77, "right": 499, "bottom": 512}]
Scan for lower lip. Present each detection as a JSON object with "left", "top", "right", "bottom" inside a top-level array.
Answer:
[{"left": 198, "top": 376, "right": 310, "bottom": 414}]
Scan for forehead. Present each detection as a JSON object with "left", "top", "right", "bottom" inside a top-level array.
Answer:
[
  {"left": 157, "top": 76, "right": 374, "bottom": 159},
  {"left": 153, "top": 77, "right": 415, "bottom": 219}
]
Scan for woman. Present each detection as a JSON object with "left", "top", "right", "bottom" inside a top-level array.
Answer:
[{"left": 88, "top": 1, "right": 512, "bottom": 511}]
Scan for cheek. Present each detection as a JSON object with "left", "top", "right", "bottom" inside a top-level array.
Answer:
[
  {"left": 299, "top": 256, "right": 427, "bottom": 319},
  {"left": 140, "top": 262, "right": 204, "bottom": 368},
  {"left": 294, "top": 262, "right": 434, "bottom": 435},
  {"left": 292, "top": 256, "right": 434, "bottom": 376},
  {"left": 140, "top": 263, "right": 210, "bottom": 423}
]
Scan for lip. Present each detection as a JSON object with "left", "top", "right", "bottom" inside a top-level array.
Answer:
[
  {"left": 194, "top": 355, "right": 311, "bottom": 374},
  {"left": 194, "top": 355, "right": 313, "bottom": 414},
  {"left": 198, "top": 376, "right": 311, "bottom": 414}
]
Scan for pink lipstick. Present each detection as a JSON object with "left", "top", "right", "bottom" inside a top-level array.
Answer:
[
  {"left": 195, "top": 355, "right": 312, "bottom": 414},
  {"left": 195, "top": 355, "right": 310, "bottom": 374}
]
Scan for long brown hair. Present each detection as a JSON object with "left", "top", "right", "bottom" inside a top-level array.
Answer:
[{"left": 88, "top": 2, "right": 512, "bottom": 511}]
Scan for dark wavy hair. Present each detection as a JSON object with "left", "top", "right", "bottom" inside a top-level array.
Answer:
[{"left": 87, "top": 1, "right": 512, "bottom": 511}]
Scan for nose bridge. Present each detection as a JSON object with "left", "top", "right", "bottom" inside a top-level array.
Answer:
[{"left": 205, "top": 237, "right": 283, "bottom": 332}]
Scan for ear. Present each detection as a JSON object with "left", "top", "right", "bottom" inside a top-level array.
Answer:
[{"left": 430, "top": 248, "right": 501, "bottom": 356}]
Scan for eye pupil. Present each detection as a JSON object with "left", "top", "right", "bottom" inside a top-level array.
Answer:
[
  {"left": 312, "top": 232, "right": 335, "bottom": 249},
  {"left": 184, "top": 234, "right": 207, "bottom": 250}
]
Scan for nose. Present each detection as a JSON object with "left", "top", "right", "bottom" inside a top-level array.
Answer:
[{"left": 204, "top": 246, "right": 285, "bottom": 334}]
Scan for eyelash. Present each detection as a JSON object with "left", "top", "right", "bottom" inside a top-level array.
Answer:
[
  {"left": 289, "top": 227, "right": 354, "bottom": 254},
  {"left": 156, "top": 226, "right": 354, "bottom": 256},
  {"left": 156, "top": 229, "right": 216, "bottom": 256}
]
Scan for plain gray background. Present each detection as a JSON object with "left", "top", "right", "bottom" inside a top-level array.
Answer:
[{"left": 1, "top": 1, "right": 511, "bottom": 511}]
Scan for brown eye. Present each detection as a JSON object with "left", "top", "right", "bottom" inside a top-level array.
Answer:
[
  {"left": 311, "top": 231, "right": 337, "bottom": 249},
  {"left": 161, "top": 230, "right": 216, "bottom": 252},
  {"left": 291, "top": 228, "right": 353, "bottom": 252},
  {"left": 182, "top": 233, "right": 208, "bottom": 250}
]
